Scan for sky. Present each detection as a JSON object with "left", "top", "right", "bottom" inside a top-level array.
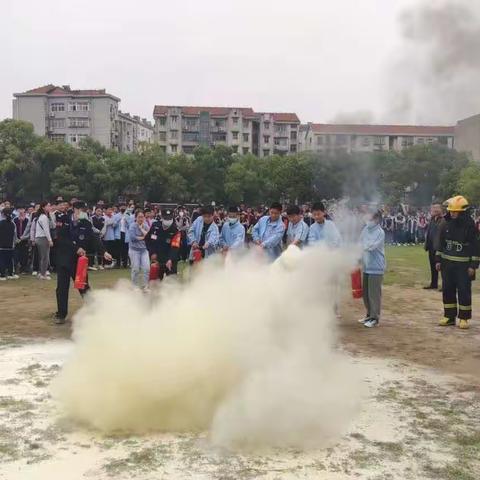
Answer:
[{"left": 2, "top": 0, "right": 470, "bottom": 125}]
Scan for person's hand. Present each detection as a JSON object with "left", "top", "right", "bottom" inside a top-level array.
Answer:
[
  {"left": 203, "top": 243, "right": 209, "bottom": 250},
  {"left": 49, "top": 240, "right": 53, "bottom": 247},
  {"left": 104, "top": 252, "right": 112, "bottom": 262},
  {"left": 166, "top": 259, "right": 173, "bottom": 271},
  {"left": 254, "top": 240, "right": 261, "bottom": 246},
  {"left": 192, "top": 242, "right": 199, "bottom": 249},
  {"left": 77, "top": 248, "right": 86, "bottom": 256},
  {"left": 468, "top": 267, "right": 475, "bottom": 278},
  {"left": 435, "top": 262, "right": 441, "bottom": 272}
]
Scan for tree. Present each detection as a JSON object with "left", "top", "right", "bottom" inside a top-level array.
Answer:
[{"left": 456, "top": 162, "right": 480, "bottom": 206}]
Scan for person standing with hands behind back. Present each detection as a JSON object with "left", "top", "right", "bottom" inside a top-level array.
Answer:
[{"left": 424, "top": 203, "right": 444, "bottom": 290}]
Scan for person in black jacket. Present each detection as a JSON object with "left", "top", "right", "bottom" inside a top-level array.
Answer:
[
  {"left": 0, "top": 208, "right": 18, "bottom": 280},
  {"left": 145, "top": 208, "right": 181, "bottom": 280},
  {"left": 54, "top": 201, "right": 112, "bottom": 324},
  {"left": 436, "top": 196, "right": 480, "bottom": 330},
  {"left": 424, "top": 203, "right": 444, "bottom": 290},
  {"left": 14, "top": 207, "right": 30, "bottom": 274}
]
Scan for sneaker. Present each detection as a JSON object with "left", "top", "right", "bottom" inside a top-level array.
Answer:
[
  {"left": 358, "top": 316, "right": 370, "bottom": 324},
  {"left": 46, "top": 271, "right": 51, "bottom": 276},
  {"left": 423, "top": 285, "right": 437, "bottom": 290},
  {"left": 0, "top": 277, "right": 6, "bottom": 282},
  {"left": 98, "top": 265, "right": 105, "bottom": 270},
  {"left": 439, "top": 317, "right": 455, "bottom": 326},
  {"left": 88, "top": 266, "right": 98, "bottom": 271},
  {"left": 32, "top": 271, "right": 38, "bottom": 276},
  {"left": 38, "top": 275, "right": 51, "bottom": 281},
  {"left": 7, "top": 275, "right": 19, "bottom": 280},
  {"left": 458, "top": 319, "right": 470, "bottom": 330},
  {"left": 364, "top": 318, "right": 379, "bottom": 328},
  {"left": 53, "top": 313, "right": 66, "bottom": 325}
]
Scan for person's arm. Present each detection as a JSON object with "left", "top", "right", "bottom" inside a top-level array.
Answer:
[
  {"left": 261, "top": 221, "right": 285, "bottom": 249},
  {"left": 21, "top": 219, "right": 31, "bottom": 241},
  {"left": 206, "top": 224, "right": 220, "bottom": 248},
  {"left": 230, "top": 224, "right": 246, "bottom": 249},
  {"left": 292, "top": 222, "right": 309, "bottom": 246},
  {"left": 252, "top": 219, "right": 261, "bottom": 244},
  {"left": 435, "top": 223, "right": 446, "bottom": 268},
  {"left": 38, "top": 215, "right": 53, "bottom": 243},
  {"left": 187, "top": 218, "right": 198, "bottom": 246},
  {"left": 467, "top": 223, "right": 480, "bottom": 272},
  {"left": 364, "top": 229, "right": 384, "bottom": 251}
]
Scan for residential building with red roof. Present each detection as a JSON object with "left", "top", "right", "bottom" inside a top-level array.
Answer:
[
  {"left": 152, "top": 105, "right": 300, "bottom": 156},
  {"left": 300, "top": 123, "right": 455, "bottom": 154}
]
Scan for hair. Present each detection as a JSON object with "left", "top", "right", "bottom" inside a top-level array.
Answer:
[
  {"left": 134, "top": 209, "right": 144, "bottom": 219},
  {"left": 38, "top": 200, "right": 49, "bottom": 216},
  {"left": 2, "top": 207, "right": 12, "bottom": 218},
  {"left": 286, "top": 205, "right": 300, "bottom": 216},
  {"left": 373, "top": 210, "right": 383, "bottom": 222},
  {"left": 228, "top": 206, "right": 240, "bottom": 214},
  {"left": 312, "top": 202, "right": 326, "bottom": 212},
  {"left": 269, "top": 202, "right": 282, "bottom": 212},
  {"left": 201, "top": 205, "right": 214, "bottom": 215}
]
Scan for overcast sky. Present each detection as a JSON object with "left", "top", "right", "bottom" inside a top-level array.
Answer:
[{"left": 2, "top": 0, "right": 445, "bottom": 124}]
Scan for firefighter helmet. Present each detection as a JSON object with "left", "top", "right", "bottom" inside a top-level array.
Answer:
[{"left": 446, "top": 195, "right": 469, "bottom": 212}]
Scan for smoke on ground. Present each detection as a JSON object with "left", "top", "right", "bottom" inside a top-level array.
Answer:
[
  {"left": 384, "top": 0, "right": 480, "bottom": 124},
  {"left": 52, "top": 245, "right": 361, "bottom": 450}
]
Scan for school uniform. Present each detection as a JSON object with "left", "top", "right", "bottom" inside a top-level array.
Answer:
[
  {"left": 252, "top": 216, "right": 286, "bottom": 260},
  {"left": 219, "top": 220, "right": 246, "bottom": 250},
  {"left": 307, "top": 220, "right": 342, "bottom": 248},
  {"left": 187, "top": 217, "right": 219, "bottom": 259},
  {"left": 286, "top": 219, "right": 309, "bottom": 247}
]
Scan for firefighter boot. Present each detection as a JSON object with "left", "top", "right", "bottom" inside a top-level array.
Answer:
[
  {"left": 458, "top": 319, "right": 470, "bottom": 330},
  {"left": 439, "top": 317, "right": 455, "bottom": 326}
]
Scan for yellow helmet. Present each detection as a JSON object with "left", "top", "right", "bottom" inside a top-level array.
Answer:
[{"left": 446, "top": 195, "right": 469, "bottom": 212}]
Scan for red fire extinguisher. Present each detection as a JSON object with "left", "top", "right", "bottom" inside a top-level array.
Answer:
[
  {"left": 149, "top": 261, "right": 160, "bottom": 281},
  {"left": 74, "top": 255, "right": 89, "bottom": 290},
  {"left": 351, "top": 268, "right": 363, "bottom": 299},
  {"left": 192, "top": 248, "right": 203, "bottom": 263}
]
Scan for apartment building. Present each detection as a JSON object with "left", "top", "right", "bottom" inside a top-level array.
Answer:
[
  {"left": 12, "top": 84, "right": 120, "bottom": 149},
  {"left": 301, "top": 124, "right": 455, "bottom": 154},
  {"left": 117, "top": 111, "right": 154, "bottom": 153},
  {"left": 455, "top": 114, "right": 480, "bottom": 161},
  {"left": 153, "top": 105, "right": 300, "bottom": 156}
]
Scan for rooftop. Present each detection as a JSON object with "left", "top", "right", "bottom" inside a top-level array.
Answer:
[
  {"left": 14, "top": 84, "right": 120, "bottom": 101},
  {"left": 153, "top": 105, "right": 256, "bottom": 118},
  {"left": 310, "top": 123, "right": 455, "bottom": 136}
]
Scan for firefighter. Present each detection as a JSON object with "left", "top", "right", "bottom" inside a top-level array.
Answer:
[
  {"left": 145, "top": 208, "right": 181, "bottom": 280},
  {"left": 53, "top": 201, "right": 112, "bottom": 324},
  {"left": 435, "top": 196, "right": 480, "bottom": 329}
]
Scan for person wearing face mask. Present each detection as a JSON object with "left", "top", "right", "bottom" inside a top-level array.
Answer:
[
  {"left": 53, "top": 201, "right": 112, "bottom": 324},
  {"left": 436, "top": 196, "right": 479, "bottom": 330},
  {"left": 145, "top": 208, "right": 182, "bottom": 280},
  {"left": 219, "top": 206, "right": 245, "bottom": 253},
  {"left": 359, "top": 211, "right": 386, "bottom": 328}
]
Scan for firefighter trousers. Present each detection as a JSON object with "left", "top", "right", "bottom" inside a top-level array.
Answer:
[{"left": 441, "top": 262, "right": 472, "bottom": 320}]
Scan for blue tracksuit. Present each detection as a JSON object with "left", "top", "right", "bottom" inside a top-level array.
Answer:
[
  {"left": 219, "top": 221, "right": 245, "bottom": 249},
  {"left": 286, "top": 220, "right": 309, "bottom": 246},
  {"left": 307, "top": 220, "right": 342, "bottom": 248},
  {"left": 187, "top": 217, "right": 219, "bottom": 258},
  {"left": 360, "top": 224, "right": 386, "bottom": 274},
  {"left": 252, "top": 215, "right": 285, "bottom": 259}
]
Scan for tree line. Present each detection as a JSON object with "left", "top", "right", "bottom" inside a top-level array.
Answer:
[{"left": 0, "top": 119, "right": 478, "bottom": 207}]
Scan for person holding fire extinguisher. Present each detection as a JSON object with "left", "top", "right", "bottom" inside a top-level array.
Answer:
[
  {"left": 53, "top": 201, "right": 112, "bottom": 325},
  {"left": 359, "top": 211, "right": 385, "bottom": 328},
  {"left": 145, "top": 208, "right": 182, "bottom": 280}
]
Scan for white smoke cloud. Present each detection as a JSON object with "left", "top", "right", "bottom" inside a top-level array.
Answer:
[{"left": 52, "top": 246, "right": 362, "bottom": 450}]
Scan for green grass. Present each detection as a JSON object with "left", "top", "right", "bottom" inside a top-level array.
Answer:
[{"left": 384, "top": 245, "right": 430, "bottom": 287}]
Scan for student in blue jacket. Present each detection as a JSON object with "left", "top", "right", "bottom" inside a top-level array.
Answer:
[
  {"left": 286, "top": 205, "right": 309, "bottom": 247},
  {"left": 220, "top": 206, "right": 245, "bottom": 252},
  {"left": 307, "top": 202, "right": 341, "bottom": 248},
  {"left": 252, "top": 202, "right": 285, "bottom": 260},
  {"left": 187, "top": 205, "right": 219, "bottom": 260},
  {"left": 359, "top": 211, "right": 386, "bottom": 328}
]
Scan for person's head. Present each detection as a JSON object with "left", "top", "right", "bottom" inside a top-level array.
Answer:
[
  {"left": 312, "top": 202, "right": 326, "bottom": 223},
  {"left": 72, "top": 201, "right": 88, "bottom": 220},
  {"left": 2, "top": 207, "right": 12, "bottom": 220},
  {"left": 135, "top": 210, "right": 145, "bottom": 224},
  {"left": 446, "top": 195, "right": 469, "bottom": 220},
  {"left": 105, "top": 206, "right": 113, "bottom": 216},
  {"left": 38, "top": 201, "right": 51, "bottom": 216},
  {"left": 144, "top": 207, "right": 153, "bottom": 219},
  {"left": 286, "top": 205, "right": 301, "bottom": 224},
  {"left": 227, "top": 206, "right": 240, "bottom": 224},
  {"left": 119, "top": 204, "right": 127, "bottom": 214},
  {"left": 367, "top": 210, "right": 383, "bottom": 228},
  {"left": 3, "top": 201, "right": 11, "bottom": 209},
  {"left": 161, "top": 209, "right": 174, "bottom": 228},
  {"left": 94, "top": 206, "right": 103, "bottom": 216},
  {"left": 430, "top": 203, "right": 442, "bottom": 218},
  {"left": 201, "top": 205, "right": 214, "bottom": 224},
  {"left": 17, "top": 207, "right": 26, "bottom": 217},
  {"left": 269, "top": 202, "right": 282, "bottom": 221}
]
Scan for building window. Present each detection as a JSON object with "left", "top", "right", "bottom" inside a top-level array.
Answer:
[
  {"left": 373, "top": 136, "right": 385, "bottom": 145},
  {"left": 438, "top": 136, "right": 448, "bottom": 145},
  {"left": 426, "top": 137, "right": 435, "bottom": 144},
  {"left": 335, "top": 135, "right": 348, "bottom": 146},
  {"left": 316, "top": 135, "right": 324, "bottom": 145},
  {"left": 232, "top": 131, "right": 239, "bottom": 140},
  {"left": 170, "top": 130, "right": 178, "bottom": 139},
  {"left": 274, "top": 124, "right": 287, "bottom": 135},
  {"left": 290, "top": 124, "right": 297, "bottom": 129},
  {"left": 417, "top": 137, "right": 425, "bottom": 144},
  {"left": 242, "top": 147, "right": 249, "bottom": 154},
  {"left": 263, "top": 149, "right": 270, "bottom": 156},
  {"left": 69, "top": 118, "right": 89, "bottom": 128},
  {"left": 263, "top": 135, "right": 270, "bottom": 143},
  {"left": 183, "top": 145, "right": 195, "bottom": 154},
  {"left": 51, "top": 118, "right": 66, "bottom": 128},
  {"left": 159, "top": 117, "right": 166, "bottom": 126},
  {"left": 68, "top": 102, "right": 89, "bottom": 112},
  {"left": 170, "top": 115, "right": 178, "bottom": 125},
  {"left": 69, "top": 134, "right": 88, "bottom": 145},
  {"left": 170, "top": 144, "right": 177, "bottom": 153},
  {"left": 290, "top": 131, "right": 297, "bottom": 140},
  {"left": 232, "top": 117, "right": 239, "bottom": 125},
  {"left": 362, "top": 137, "right": 371, "bottom": 147},
  {"left": 159, "top": 132, "right": 166, "bottom": 141},
  {"left": 243, "top": 133, "right": 249, "bottom": 142},
  {"left": 264, "top": 121, "right": 270, "bottom": 130},
  {"left": 50, "top": 134, "right": 65, "bottom": 142},
  {"left": 51, "top": 103, "right": 65, "bottom": 112},
  {"left": 232, "top": 145, "right": 238, "bottom": 153},
  {"left": 242, "top": 120, "right": 249, "bottom": 129},
  {"left": 290, "top": 144, "right": 297, "bottom": 153}
]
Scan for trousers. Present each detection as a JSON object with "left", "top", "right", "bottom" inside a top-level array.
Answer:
[
  {"left": 363, "top": 273, "right": 383, "bottom": 321},
  {"left": 442, "top": 263, "right": 472, "bottom": 320}
]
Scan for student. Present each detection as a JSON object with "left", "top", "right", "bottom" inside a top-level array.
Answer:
[
  {"left": 307, "top": 202, "right": 341, "bottom": 248},
  {"left": 14, "top": 207, "right": 30, "bottom": 274},
  {"left": 286, "top": 205, "right": 309, "bottom": 247},
  {"left": 219, "top": 206, "right": 246, "bottom": 252},
  {"left": 252, "top": 202, "right": 286, "bottom": 260},
  {"left": 128, "top": 210, "right": 151, "bottom": 289},
  {"left": 187, "top": 205, "right": 220, "bottom": 260},
  {"left": 33, "top": 201, "right": 53, "bottom": 280},
  {"left": 103, "top": 206, "right": 119, "bottom": 265},
  {"left": 0, "top": 208, "right": 18, "bottom": 280},
  {"left": 359, "top": 211, "right": 386, "bottom": 328}
]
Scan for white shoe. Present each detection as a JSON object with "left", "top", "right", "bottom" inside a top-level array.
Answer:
[
  {"left": 0, "top": 277, "right": 6, "bottom": 281},
  {"left": 7, "top": 275, "right": 19, "bottom": 280},
  {"left": 32, "top": 271, "right": 38, "bottom": 276},
  {"left": 38, "top": 275, "right": 51, "bottom": 281},
  {"left": 46, "top": 271, "right": 51, "bottom": 277},
  {"left": 88, "top": 266, "right": 98, "bottom": 271},
  {"left": 98, "top": 265, "right": 105, "bottom": 270},
  {"left": 358, "top": 316, "right": 370, "bottom": 324},
  {"left": 364, "top": 318, "right": 379, "bottom": 328}
]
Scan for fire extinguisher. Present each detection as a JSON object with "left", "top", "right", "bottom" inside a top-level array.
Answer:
[
  {"left": 74, "top": 255, "right": 89, "bottom": 290},
  {"left": 351, "top": 267, "right": 363, "bottom": 299},
  {"left": 149, "top": 261, "right": 160, "bottom": 281},
  {"left": 192, "top": 248, "right": 203, "bottom": 263}
]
